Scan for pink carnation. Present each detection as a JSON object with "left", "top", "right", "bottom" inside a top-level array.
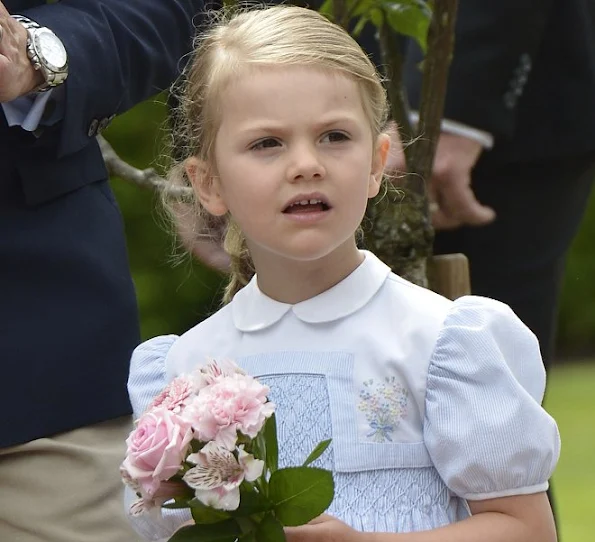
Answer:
[
  {"left": 183, "top": 373, "right": 274, "bottom": 450},
  {"left": 192, "top": 359, "right": 246, "bottom": 392},
  {"left": 148, "top": 375, "right": 194, "bottom": 413},
  {"left": 122, "top": 408, "right": 193, "bottom": 497}
]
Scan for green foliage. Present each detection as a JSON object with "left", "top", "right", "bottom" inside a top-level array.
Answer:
[
  {"left": 558, "top": 190, "right": 595, "bottom": 356},
  {"left": 263, "top": 414, "right": 279, "bottom": 474},
  {"left": 319, "top": 0, "right": 431, "bottom": 51},
  {"left": 546, "top": 362, "right": 595, "bottom": 541},
  {"left": 169, "top": 520, "right": 240, "bottom": 542},
  {"left": 230, "top": 486, "right": 273, "bottom": 517},
  {"left": 190, "top": 500, "right": 233, "bottom": 524},
  {"left": 254, "top": 514, "right": 286, "bottom": 542},
  {"left": 302, "top": 439, "right": 332, "bottom": 467},
  {"left": 268, "top": 467, "right": 335, "bottom": 526},
  {"left": 104, "top": 97, "right": 225, "bottom": 340},
  {"left": 383, "top": 0, "right": 432, "bottom": 52}
]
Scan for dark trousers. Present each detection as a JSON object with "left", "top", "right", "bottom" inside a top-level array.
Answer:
[{"left": 434, "top": 151, "right": 595, "bottom": 368}]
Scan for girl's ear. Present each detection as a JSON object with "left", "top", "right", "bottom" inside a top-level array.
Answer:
[
  {"left": 368, "top": 133, "right": 391, "bottom": 198},
  {"left": 185, "top": 157, "right": 228, "bottom": 216}
]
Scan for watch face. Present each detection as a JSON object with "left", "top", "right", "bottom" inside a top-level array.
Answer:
[{"left": 35, "top": 29, "right": 68, "bottom": 71}]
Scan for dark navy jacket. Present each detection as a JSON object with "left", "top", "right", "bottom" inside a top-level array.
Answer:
[
  {"left": 0, "top": 0, "right": 203, "bottom": 447},
  {"left": 405, "top": 0, "right": 595, "bottom": 164}
]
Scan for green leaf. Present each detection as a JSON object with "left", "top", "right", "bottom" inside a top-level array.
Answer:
[
  {"left": 168, "top": 520, "right": 240, "bottom": 542},
  {"left": 190, "top": 439, "right": 205, "bottom": 453},
  {"left": 161, "top": 484, "right": 194, "bottom": 508},
  {"left": 352, "top": 15, "right": 370, "bottom": 37},
  {"left": 319, "top": 0, "right": 333, "bottom": 17},
  {"left": 382, "top": 0, "right": 432, "bottom": 53},
  {"left": 256, "top": 513, "right": 286, "bottom": 542},
  {"left": 189, "top": 499, "right": 232, "bottom": 524},
  {"left": 264, "top": 413, "right": 279, "bottom": 474},
  {"left": 162, "top": 499, "right": 190, "bottom": 510},
  {"left": 230, "top": 486, "right": 273, "bottom": 517},
  {"left": 302, "top": 439, "right": 332, "bottom": 467},
  {"left": 269, "top": 467, "right": 335, "bottom": 526}
]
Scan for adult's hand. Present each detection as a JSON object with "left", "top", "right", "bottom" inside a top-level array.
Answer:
[
  {"left": 385, "top": 127, "right": 496, "bottom": 230},
  {"left": 0, "top": 2, "right": 44, "bottom": 102},
  {"left": 429, "top": 132, "right": 495, "bottom": 229}
]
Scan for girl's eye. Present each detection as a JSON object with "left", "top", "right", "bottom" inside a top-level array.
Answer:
[
  {"left": 322, "top": 131, "right": 350, "bottom": 143},
  {"left": 251, "top": 138, "right": 281, "bottom": 150}
]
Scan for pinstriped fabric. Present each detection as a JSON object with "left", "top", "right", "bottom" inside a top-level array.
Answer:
[
  {"left": 124, "top": 294, "right": 560, "bottom": 539},
  {"left": 127, "top": 335, "right": 179, "bottom": 420},
  {"left": 424, "top": 298, "right": 560, "bottom": 501}
]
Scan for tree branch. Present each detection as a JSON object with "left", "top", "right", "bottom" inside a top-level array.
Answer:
[
  {"left": 378, "top": 17, "right": 415, "bottom": 162},
  {"left": 97, "top": 134, "right": 192, "bottom": 198},
  {"left": 409, "top": 0, "right": 458, "bottom": 188}
]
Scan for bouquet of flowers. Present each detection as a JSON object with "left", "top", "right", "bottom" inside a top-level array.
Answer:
[{"left": 121, "top": 359, "right": 334, "bottom": 542}]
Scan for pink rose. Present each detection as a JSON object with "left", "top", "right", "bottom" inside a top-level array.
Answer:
[
  {"left": 123, "top": 408, "right": 193, "bottom": 497},
  {"left": 148, "top": 375, "right": 194, "bottom": 413},
  {"left": 183, "top": 373, "right": 274, "bottom": 449}
]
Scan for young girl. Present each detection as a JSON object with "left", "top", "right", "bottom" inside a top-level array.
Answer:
[{"left": 127, "top": 6, "right": 560, "bottom": 541}]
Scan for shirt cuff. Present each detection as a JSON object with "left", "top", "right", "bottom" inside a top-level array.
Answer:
[
  {"left": 2, "top": 89, "right": 56, "bottom": 132},
  {"left": 409, "top": 111, "right": 494, "bottom": 149}
]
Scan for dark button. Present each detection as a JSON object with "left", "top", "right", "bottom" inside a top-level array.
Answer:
[
  {"left": 87, "top": 118, "right": 99, "bottom": 137},
  {"left": 98, "top": 117, "right": 111, "bottom": 133}
]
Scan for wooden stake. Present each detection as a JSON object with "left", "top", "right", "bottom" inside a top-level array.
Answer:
[{"left": 428, "top": 253, "right": 471, "bottom": 300}]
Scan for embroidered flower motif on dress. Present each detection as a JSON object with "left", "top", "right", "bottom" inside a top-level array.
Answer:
[{"left": 358, "top": 377, "right": 409, "bottom": 442}]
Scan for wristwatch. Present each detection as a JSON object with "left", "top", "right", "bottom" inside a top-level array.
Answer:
[{"left": 11, "top": 15, "right": 68, "bottom": 92}]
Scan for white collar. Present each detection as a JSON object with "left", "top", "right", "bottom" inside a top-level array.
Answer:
[{"left": 231, "top": 251, "right": 391, "bottom": 332}]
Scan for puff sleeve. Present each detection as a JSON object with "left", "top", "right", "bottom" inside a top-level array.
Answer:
[
  {"left": 424, "top": 296, "right": 560, "bottom": 501},
  {"left": 125, "top": 335, "right": 191, "bottom": 541}
]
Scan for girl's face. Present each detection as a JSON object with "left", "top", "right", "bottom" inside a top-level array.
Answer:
[{"left": 190, "top": 65, "right": 389, "bottom": 271}]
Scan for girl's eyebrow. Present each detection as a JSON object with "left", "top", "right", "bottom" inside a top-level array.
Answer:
[
  {"left": 237, "top": 114, "right": 362, "bottom": 136},
  {"left": 314, "top": 115, "right": 361, "bottom": 130}
]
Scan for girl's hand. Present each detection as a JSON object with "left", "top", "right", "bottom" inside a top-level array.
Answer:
[{"left": 285, "top": 514, "right": 364, "bottom": 542}]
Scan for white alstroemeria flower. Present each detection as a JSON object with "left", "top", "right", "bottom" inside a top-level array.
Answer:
[
  {"left": 182, "top": 442, "right": 264, "bottom": 511},
  {"left": 237, "top": 446, "right": 265, "bottom": 480}
]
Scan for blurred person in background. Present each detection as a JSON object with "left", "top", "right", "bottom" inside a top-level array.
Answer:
[
  {"left": 401, "top": 1, "right": 595, "bottom": 534},
  {"left": 403, "top": 0, "right": 595, "bottom": 370},
  {"left": 0, "top": 1, "right": 203, "bottom": 541}
]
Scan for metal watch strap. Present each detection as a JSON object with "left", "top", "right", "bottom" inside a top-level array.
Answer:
[{"left": 12, "top": 14, "right": 68, "bottom": 92}]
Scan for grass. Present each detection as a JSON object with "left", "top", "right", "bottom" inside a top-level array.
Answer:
[{"left": 545, "top": 361, "right": 595, "bottom": 541}]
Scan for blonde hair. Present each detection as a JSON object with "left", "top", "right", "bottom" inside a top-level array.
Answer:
[{"left": 165, "top": 5, "right": 389, "bottom": 303}]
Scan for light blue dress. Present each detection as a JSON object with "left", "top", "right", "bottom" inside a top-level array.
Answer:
[{"left": 126, "top": 252, "right": 560, "bottom": 541}]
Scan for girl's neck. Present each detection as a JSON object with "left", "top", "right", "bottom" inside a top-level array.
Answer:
[{"left": 250, "top": 243, "right": 364, "bottom": 305}]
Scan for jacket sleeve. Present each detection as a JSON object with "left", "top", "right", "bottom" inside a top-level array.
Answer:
[
  {"left": 21, "top": 0, "right": 204, "bottom": 157},
  {"left": 404, "top": 0, "right": 555, "bottom": 139}
]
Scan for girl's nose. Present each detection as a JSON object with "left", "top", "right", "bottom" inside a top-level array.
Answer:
[{"left": 287, "top": 145, "right": 326, "bottom": 182}]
